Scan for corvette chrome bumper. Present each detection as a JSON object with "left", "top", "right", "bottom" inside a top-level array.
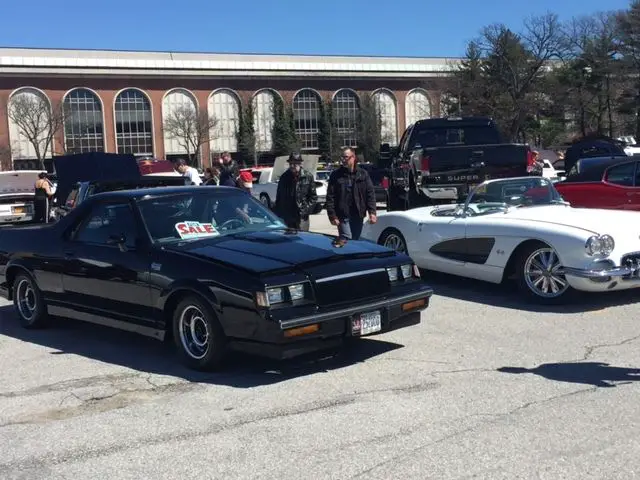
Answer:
[{"left": 564, "top": 266, "right": 640, "bottom": 279}]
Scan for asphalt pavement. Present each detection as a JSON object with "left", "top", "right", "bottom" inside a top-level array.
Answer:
[{"left": 1, "top": 213, "right": 640, "bottom": 479}]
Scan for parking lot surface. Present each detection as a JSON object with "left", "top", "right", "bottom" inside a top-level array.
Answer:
[{"left": 1, "top": 213, "right": 640, "bottom": 479}]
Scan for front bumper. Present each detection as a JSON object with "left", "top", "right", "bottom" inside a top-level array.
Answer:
[
  {"left": 228, "top": 285, "right": 433, "bottom": 359},
  {"left": 564, "top": 265, "right": 640, "bottom": 279}
]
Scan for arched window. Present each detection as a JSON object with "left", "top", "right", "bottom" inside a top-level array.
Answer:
[
  {"left": 252, "top": 90, "right": 276, "bottom": 152},
  {"left": 405, "top": 89, "right": 431, "bottom": 127},
  {"left": 7, "top": 87, "right": 54, "bottom": 162},
  {"left": 114, "top": 89, "right": 154, "bottom": 156},
  {"left": 63, "top": 88, "right": 105, "bottom": 154},
  {"left": 208, "top": 89, "right": 240, "bottom": 153},
  {"left": 292, "top": 89, "right": 321, "bottom": 150},
  {"left": 373, "top": 90, "right": 398, "bottom": 145},
  {"left": 162, "top": 88, "right": 198, "bottom": 156},
  {"left": 333, "top": 89, "right": 359, "bottom": 147}
]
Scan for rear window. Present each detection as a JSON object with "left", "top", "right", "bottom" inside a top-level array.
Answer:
[{"left": 409, "top": 125, "right": 501, "bottom": 149}]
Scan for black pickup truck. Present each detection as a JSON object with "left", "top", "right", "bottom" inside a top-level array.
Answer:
[{"left": 385, "top": 117, "right": 535, "bottom": 210}]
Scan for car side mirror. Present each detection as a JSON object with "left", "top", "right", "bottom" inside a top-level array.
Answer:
[{"left": 106, "top": 233, "right": 127, "bottom": 252}]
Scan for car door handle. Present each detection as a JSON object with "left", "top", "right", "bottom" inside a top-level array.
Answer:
[
  {"left": 471, "top": 161, "right": 485, "bottom": 168},
  {"left": 64, "top": 250, "right": 75, "bottom": 257}
]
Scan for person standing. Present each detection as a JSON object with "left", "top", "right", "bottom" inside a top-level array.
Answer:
[
  {"left": 274, "top": 153, "right": 317, "bottom": 231},
  {"left": 219, "top": 152, "right": 239, "bottom": 187},
  {"left": 326, "top": 147, "right": 377, "bottom": 240},
  {"left": 175, "top": 158, "right": 202, "bottom": 185},
  {"left": 203, "top": 167, "right": 220, "bottom": 185},
  {"left": 33, "top": 172, "right": 53, "bottom": 223}
]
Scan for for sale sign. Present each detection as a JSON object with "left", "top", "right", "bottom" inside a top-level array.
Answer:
[{"left": 175, "top": 221, "right": 220, "bottom": 240}]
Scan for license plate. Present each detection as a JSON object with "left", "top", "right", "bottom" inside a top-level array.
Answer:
[{"left": 351, "top": 310, "right": 382, "bottom": 336}]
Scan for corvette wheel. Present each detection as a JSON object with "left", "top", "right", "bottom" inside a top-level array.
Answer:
[
  {"left": 379, "top": 228, "right": 407, "bottom": 254},
  {"left": 173, "top": 295, "right": 227, "bottom": 371},
  {"left": 516, "top": 244, "right": 571, "bottom": 303}
]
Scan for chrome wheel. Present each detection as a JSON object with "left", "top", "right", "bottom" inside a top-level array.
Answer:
[
  {"left": 15, "top": 279, "right": 37, "bottom": 322},
  {"left": 523, "top": 247, "right": 568, "bottom": 298},
  {"left": 383, "top": 232, "right": 407, "bottom": 253},
  {"left": 178, "top": 305, "right": 210, "bottom": 360}
]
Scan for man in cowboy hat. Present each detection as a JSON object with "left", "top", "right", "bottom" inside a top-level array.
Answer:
[{"left": 274, "top": 152, "right": 318, "bottom": 231}]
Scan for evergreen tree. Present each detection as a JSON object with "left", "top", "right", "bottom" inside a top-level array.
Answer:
[
  {"left": 237, "top": 102, "right": 256, "bottom": 165},
  {"left": 357, "top": 94, "right": 383, "bottom": 165},
  {"left": 271, "top": 96, "right": 300, "bottom": 156}
]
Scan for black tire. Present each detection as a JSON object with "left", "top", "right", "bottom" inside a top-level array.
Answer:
[
  {"left": 13, "top": 273, "right": 49, "bottom": 329},
  {"left": 259, "top": 194, "right": 271, "bottom": 209},
  {"left": 514, "top": 242, "right": 574, "bottom": 304},
  {"left": 172, "top": 295, "right": 227, "bottom": 371},
  {"left": 378, "top": 228, "right": 408, "bottom": 254}
]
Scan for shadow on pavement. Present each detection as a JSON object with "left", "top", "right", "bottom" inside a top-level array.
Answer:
[
  {"left": 424, "top": 270, "right": 640, "bottom": 314},
  {"left": 0, "top": 305, "right": 405, "bottom": 388},
  {"left": 498, "top": 362, "right": 640, "bottom": 388}
]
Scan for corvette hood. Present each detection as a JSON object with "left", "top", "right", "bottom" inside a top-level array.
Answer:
[
  {"left": 497, "top": 205, "right": 639, "bottom": 236},
  {"left": 166, "top": 229, "right": 394, "bottom": 272}
]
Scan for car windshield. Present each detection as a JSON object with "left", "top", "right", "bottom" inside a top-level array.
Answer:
[
  {"left": 464, "top": 177, "right": 564, "bottom": 216},
  {"left": 136, "top": 189, "right": 286, "bottom": 244},
  {"left": 316, "top": 171, "right": 330, "bottom": 181}
]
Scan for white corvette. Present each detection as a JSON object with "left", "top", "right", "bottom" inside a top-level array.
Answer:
[{"left": 361, "top": 176, "right": 640, "bottom": 303}]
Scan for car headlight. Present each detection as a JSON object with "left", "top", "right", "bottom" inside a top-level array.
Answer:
[
  {"left": 256, "top": 282, "right": 307, "bottom": 307},
  {"left": 400, "top": 264, "right": 412, "bottom": 279},
  {"left": 386, "top": 267, "right": 398, "bottom": 282},
  {"left": 585, "top": 234, "right": 615, "bottom": 256}
]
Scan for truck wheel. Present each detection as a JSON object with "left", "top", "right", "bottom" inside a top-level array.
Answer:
[
  {"left": 13, "top": 273, "right": 49, "bottom": 329},
  {"left": 259, "top": 194, "right": 271, "bottom": 209},
  {"left": 172, "top": 295, "right": 227, "bottom": 371}
]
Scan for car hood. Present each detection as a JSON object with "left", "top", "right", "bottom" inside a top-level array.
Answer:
[
  {"left": 496, "top": 205, "right": 638, "bottom": 235},
  {"left": 0, "top": 171, "right": 39, "bottom": 195},
  {"left": 166, "top": 229, "right": 394, "bottom": 272}
]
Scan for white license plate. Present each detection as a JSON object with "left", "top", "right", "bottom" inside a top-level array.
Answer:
[{"left": 352, "top": 310, "right": 382, "bottom": 336}]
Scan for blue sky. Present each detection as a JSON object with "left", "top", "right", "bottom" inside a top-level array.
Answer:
[{"left": 0, "top": 0, "right": 632, "bottom": 57}]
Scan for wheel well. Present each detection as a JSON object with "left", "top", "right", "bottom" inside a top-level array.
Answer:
[
  {"left": 378, "top": 227, "right": 403, "bottom": 245},
  {"left": 161, "top": 288, "right": 218, "bottom": 342},
  {"left": 501, "top": 239, "right": 549, "bottom": 283},
  {"left": 5, "top": 266, "right": 31, "bottom": 300}
]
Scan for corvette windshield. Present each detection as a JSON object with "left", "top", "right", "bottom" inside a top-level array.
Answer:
[
  {"left": 137, "top": 189, "right": 286, "bottom": 244},
  {"left": 465, "top": 177, "right": 564, "bottom": 215}
]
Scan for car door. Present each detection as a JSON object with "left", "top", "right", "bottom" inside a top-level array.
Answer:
[
  {"left": 600, "top": 161, "right": 638, "bottom": 210},
  {"left": 60, "top": 199, "right": 156, "bottom": 331},
  {"left": 417, "top": 213, "right": 467, "bottom": 276}
]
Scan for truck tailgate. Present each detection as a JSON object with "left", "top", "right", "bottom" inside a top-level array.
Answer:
[{"left": 422, "top": 143, "right": 530, "bottom": 185}]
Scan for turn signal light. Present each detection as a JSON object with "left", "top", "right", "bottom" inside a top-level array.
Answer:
[
  {"left": 402, "top": 298, "right": 426, "bottom": 312},
  {"left": 284, "top": 324, "right": 319, "bottom": 338}
]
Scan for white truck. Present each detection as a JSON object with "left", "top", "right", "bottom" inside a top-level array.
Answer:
[{"left": 0, "top": 170, "right": 41, "bottom": 223}]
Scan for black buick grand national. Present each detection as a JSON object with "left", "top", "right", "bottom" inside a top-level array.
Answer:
[{"left": 0, "top": 186, "right": 433, "bottom": 370}]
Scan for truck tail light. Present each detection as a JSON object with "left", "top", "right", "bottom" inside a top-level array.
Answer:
[
  {"left": 381, "top": 177, "right": 389, "bottom": 189},
  {"left": 526, "top": 150, "right": 536, "bottom": 173},
  {"left": 421, "top": 155, "right": 431, "bottom": 175}
]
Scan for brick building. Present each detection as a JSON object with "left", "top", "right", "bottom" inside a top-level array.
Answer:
[{"left": 0, "top": 47, "right": 460, "bottom": 170}]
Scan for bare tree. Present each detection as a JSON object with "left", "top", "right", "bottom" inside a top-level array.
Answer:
[
  {"left": 163, "top": 105, "right": 218, "bottom": 167},
  {"left": 7, "top": 91, "right": 65, "bottom": 170}
]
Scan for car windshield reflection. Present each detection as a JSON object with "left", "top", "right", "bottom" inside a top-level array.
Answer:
[
  {"left": 463, "top": 177, "right": 565, "bottom": 216},
  {"left": 137, "top": 190, "right": 286, "bottom": 244}
]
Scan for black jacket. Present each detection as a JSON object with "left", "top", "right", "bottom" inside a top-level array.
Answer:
[
  {"left": 219, "top": 161, "right": 240, "bottom": 187},
  {"left": 326, "top": 165, "right": 376, "bottom": 221},
  {"left": 274, "top": 168, "right": 318, "bottom": 221}
]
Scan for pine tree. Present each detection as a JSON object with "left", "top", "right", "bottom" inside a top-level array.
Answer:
[{"left": 237, "top": 102, "right": 256, "bottom": 165}]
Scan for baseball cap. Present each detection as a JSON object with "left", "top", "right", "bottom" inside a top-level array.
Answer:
[{"left": 239, "top": 170, "right": 253, "bottom": 188}]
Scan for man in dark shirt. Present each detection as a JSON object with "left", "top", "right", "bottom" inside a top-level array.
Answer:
[
  {"left": 219, "top": 151, "right": 240, "bottom": 187},
  {"left": 326, "top": 147, "right": 377, "bottom": 240},
  {"left": 274, "top": 152, "right": 317, "bottom": 231}
]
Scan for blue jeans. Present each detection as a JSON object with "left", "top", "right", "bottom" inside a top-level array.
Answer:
[{"left": 338, "top": 215, "right": 364, "bottom": 240}]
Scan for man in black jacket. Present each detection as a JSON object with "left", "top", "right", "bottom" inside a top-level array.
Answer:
[
  {"left": 274, "top": 153, "right": 318, "bottom": 231},
  {"left": 219, "top": 151, "right": 240, "bottom": 187},
  {"left": 326, "top": 147, "right": 377, "bottom": 240}
]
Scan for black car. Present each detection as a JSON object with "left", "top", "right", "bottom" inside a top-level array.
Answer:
[{"left": 0, "top": 186, "right": 433, "bottom": 370}]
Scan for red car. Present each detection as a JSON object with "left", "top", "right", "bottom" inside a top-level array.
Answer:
[{"left": 554, "top": 155, "right": 640, "bottom": 210}]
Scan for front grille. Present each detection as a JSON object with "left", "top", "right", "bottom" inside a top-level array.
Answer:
[{"left": 314, "top": 270, "right": 390, "bottom": 306}]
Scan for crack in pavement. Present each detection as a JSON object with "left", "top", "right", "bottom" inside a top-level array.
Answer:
[
  {"left": 346, "top": 386, "right": 597, "bottom": 479},
  {"left": 0, "top": 379, "right": 443, "bottom": 472},
  {"left": 582, "top": 333, "right": 640, "bottom": 361}
]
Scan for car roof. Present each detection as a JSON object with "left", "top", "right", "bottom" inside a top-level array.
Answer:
[{"left": 89, "top": 185, "right": 243, "bottom": 201}]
